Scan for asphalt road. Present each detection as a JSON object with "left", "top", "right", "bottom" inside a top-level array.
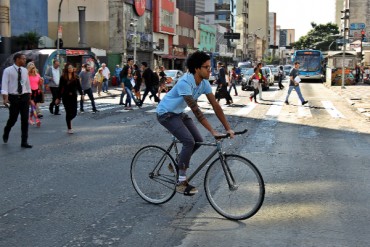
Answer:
[{"left": 0, "top": 81, "right": 369, "bottom": 247}]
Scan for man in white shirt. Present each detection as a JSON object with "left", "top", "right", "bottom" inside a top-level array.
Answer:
[
  {"left": 1, "top": 53, "right": 33, "bottom": 148},
  {"left": 101, "top": 63, "right": 110, "bottom": 93},
  {"left": 44, "top": 59, "right": 61, "bottom": 115}
]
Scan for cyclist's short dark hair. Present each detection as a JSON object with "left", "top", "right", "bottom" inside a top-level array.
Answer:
[
  {"left": 186, "top": 51, "right": 210, "bottom": 74},
  {"left": 141, "top": 62, "right": 148, "bottom": 67}
]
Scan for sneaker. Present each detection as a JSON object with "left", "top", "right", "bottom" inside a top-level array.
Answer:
[
  {"left": 285, "top": 101, "right": 289, "bottom": 105},
  {"left": 28, "top": 118, "right": 35, "bottom": 125},
  {"left": 67, "top": 129, "right": 74, "bottom": 134},
  {"left": 302, "top": 100, "right": 308, "bottom": 105},
  {"left": 80, "top": 109, "right": 84, "bottom": 112},
  {"left": 176, "top": 181, "right": 198, "bottom": 195},
  {"left": 92, "top": 109, "right": 99, "bottom": 113},
  {"left": 249, "top": 96, "right": 253, "bottom": 102}
]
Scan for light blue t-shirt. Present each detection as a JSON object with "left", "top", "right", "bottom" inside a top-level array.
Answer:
[{"left": 156, "top": 72, "right": 212, "bottom": 115}]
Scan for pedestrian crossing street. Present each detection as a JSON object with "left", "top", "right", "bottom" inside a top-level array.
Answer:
[
  {"left": 142, "top": 88, "right": 349, "bottom": 122},
  {"left": 144, "top": 97, "right": 346, "bottom": 120},
  {"left": 23, "top": 86, "right": 349, "bottom": 122}
]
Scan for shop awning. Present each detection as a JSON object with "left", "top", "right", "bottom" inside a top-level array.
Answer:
[{"left": 160, "top": 54, "right": 187, "bottom": 60}]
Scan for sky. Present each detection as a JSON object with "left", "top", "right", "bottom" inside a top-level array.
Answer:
[{"left": 269, "top": 0, "right": 336, "bottom": 41}]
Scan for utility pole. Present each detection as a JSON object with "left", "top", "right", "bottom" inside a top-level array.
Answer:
[
  {"left": 57, "top": 0, "right": 64, "bottom": 60},
  {"left": 130, "top": 18, "right": 138, "bottom": 64},
  {"left": 341, "top": 2, "right": 350, "bottom": 89}
]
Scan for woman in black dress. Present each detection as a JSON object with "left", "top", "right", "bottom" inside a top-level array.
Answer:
[
  {"left": 55, "top": 63, "right": 83, "bottom": 134},
  {"left": 132, "top": 64, "right": 142, "bottom": 101}
]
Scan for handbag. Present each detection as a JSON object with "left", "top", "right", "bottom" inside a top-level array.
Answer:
[{"left": 39, "top": 90, "right": 45, "bottom": 103}]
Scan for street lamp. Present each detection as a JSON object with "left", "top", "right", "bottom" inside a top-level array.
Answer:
[
  {"left": 77, "top": 6, "right": 86, "bottom": 48},
  {"left": 130, "top": 18, "right": 138, "bottom": 64},
  {"left": 341, "top": 7, "right": 350, "bottom": 89},
  {"left": 57, "top": 0, "right": 64, "bottom": 60}
]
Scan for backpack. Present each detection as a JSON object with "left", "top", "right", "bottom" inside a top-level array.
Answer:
[{"left": 152, "top": 71, "right": 159, "bottom": 86}]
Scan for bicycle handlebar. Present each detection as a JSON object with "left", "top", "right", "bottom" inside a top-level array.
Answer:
[{"left": 215, "top": 129, "right": 248, "bottom": 140}]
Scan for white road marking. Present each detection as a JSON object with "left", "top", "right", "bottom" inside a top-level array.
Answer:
[
  {"left": 265, "top": 101, "right": 283, "bottom": 119},
  {"left": 321, "top": 101, "right": 345, "bottom": 118},
  {"left": 298, "top": 104, "right": 312, "bottom": 118},
  {"left": 233, "top": 103, "right": 257, "bottom": 116}
]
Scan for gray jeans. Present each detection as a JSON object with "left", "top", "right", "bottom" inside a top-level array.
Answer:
[{"left": 157, "top": 112, "right": 203, "bottom": 170}]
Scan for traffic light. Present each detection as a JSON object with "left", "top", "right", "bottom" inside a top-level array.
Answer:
[
  {"left": 55, "top": 38, "right": 63, "bottom": 48},
  {"left": 361, "top": 30, "right": 366, "bottom": 42}
]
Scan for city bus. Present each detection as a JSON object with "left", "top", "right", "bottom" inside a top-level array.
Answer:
[{"left": 292, "top": 50, "right": 324, "bottom": 81}]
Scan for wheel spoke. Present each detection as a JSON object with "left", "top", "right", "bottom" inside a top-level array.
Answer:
[
  {"left": 204, "top": 154, "right": 265, "bottom": 220},
  {"left": 131, "top": 146, "right": 177, "bottom": 204}
]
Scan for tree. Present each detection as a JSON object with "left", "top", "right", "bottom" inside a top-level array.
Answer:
[
  {"left": 292, "top": 22, "right": 340, "bottom": 51},
  {"left": 13, "top": 31, "right": 41, "bottom": 50}
]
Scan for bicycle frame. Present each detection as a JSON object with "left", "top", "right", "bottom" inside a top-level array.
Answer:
[{"left": 163, "top": 136, "right": 237, "bottom": 189}]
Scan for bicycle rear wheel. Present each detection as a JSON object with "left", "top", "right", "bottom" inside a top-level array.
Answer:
[
  {"left": 204, "top": 154, "right": 265, "bottom": 220},
  {"left": 131, "top": 145, "right": 177, "bottom": 204}
]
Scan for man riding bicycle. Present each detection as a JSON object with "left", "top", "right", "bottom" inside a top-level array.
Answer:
[{"left": 156, "top": 51, "right": 235, "bottom": 195}]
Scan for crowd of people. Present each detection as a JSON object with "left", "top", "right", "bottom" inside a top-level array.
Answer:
[
  {"left": 0, "top": 53, "right": 175, "bottom": 148},
  {"left": 1, "top": 51, "right": 310, "bottom": 150}
]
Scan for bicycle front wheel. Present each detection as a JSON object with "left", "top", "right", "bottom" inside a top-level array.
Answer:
[
  {"left": 204, "top": 154, "right": 265, "bottom": 220},
  {"left": 131, "top": 145, "right": 177, "bottom": 204}
]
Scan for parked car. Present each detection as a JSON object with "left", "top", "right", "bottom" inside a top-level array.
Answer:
[
  {"left": 261, "top": 67, "right": 274, "bottom": 87},
  {"left": 283, "top": 65, "right": 293, "bottom": 78},
  {"left": 164, "top": 70, "right": 184, "bottom": 89},
  {"left": 209, "top": 72, "right": 216, "bottom": 84},
  {"left": 241, "top": 68, "right": 255, "bottom": 91},
  {"left": 241, "top": 67, "right": 274, "bottom": 91},
  {"left": 270, "top": 66, "right": 279, "bottom": 81}
]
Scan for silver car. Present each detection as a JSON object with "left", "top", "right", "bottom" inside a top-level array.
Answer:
[
  {"left": 164, "top": 70, "right": 184, "bottom": 89},
  {"left": 261, "top": 67, "right": 274, "bottom": 86}
]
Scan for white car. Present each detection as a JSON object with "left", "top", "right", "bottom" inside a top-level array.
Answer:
[
  {"left": 209, "top": 72, "right": 216, "bottom": 84},
  {"left": 164, "top": 70, "right": 184, "bottom": 89},
  {"left": 261, "top": 67, "right": 274, "bottom": 86}
]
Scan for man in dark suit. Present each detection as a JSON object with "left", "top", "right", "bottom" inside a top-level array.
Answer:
[
  {"left": 215, "top": 62, "right": 233, "bottom": 104},
  {"left": 140, "top": 62, "right": 160, "bottom": 104},
  {"left": 2, "top": 53, "right": 33, "bottom": 148}
]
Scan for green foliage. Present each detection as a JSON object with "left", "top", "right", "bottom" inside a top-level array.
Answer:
[
  {"left": 13, "top": 31, "right": 41, "bottom": 50},
  {"left": 263, "top": 55, "right": 280, "bottom": 65},
  {"left": 292, "top": 22, "right": 340, "bottom": 51}
]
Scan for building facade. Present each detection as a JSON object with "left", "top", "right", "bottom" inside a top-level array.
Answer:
[
  {"left": 234, "top": 0, "right": 249, "bottom": 61},
  {"left": 247, "top": 0, "right": 268, "bottom": 62},
  {"left": 0, "top": 0, "right": 48, "bottom": 60},
  {"left": 336, "top": 0, "right": 370, "bottom": 43},
  {"left": 152, "top": 0, "right": 176, "bottom": 69}
]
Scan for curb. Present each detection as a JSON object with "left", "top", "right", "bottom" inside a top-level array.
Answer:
[{"left": 0, "top": 88, "right": 123, "bottom": 108}]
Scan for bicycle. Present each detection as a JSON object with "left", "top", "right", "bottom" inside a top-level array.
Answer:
[{"left": 130, "top": 129, "right": 265, "bottom": 220}]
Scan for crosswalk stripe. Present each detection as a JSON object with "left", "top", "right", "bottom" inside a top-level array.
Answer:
[
  {"left": 233, "top": 103, "right": 257, "bottom": 116},
  {"left": 265, "top": 101, "right": 283, "bottom": 119},
  {"left": 321, "top": 101, "right": 345, "bottom": 118},
  {"left": 298, "top": 104, "right": 312, "bottom": 118}
]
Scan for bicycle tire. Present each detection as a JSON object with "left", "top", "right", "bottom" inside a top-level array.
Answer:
[
  {"left": 131, "top": 145, "right": 177, "bottom": 204},
  {"left": 204, "top": 154, "right": 265, "bottom": 220}
]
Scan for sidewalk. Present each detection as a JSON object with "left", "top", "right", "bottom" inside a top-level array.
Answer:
[
  {"left": 325, "top": 81, "right": 370, "bottom": 119},
  {"left": 0, "top": 87, "right": 123, "bottom": 108}
]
